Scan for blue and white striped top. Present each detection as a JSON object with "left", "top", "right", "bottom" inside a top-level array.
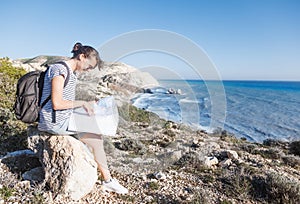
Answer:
[{"left": 38, "top": 62, "right": 77, "bottom": 132}]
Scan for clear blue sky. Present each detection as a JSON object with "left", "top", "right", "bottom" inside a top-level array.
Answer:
[{"left": 1, "top": 0, "right": 299, "bottom": 80}]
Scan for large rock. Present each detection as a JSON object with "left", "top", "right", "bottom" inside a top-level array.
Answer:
[{"left": 27, "top": 127, "right": 98, "bottom": 201}]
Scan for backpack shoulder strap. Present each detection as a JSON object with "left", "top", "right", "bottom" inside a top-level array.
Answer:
[
  {"left": 40, "top": 61, "right": 71, "bottom": 109},
  {"left": 56, "top": 61, "right": 71, "bottom": 87},
  {"left": 50, "top": 61, "right": 71, "bottom": 123}
]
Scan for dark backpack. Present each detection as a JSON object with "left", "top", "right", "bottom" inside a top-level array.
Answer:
[{"left": 14, "top": 61, "right": 70, "bottom": 123}]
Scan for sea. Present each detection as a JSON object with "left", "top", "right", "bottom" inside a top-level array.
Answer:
[{"left": 131, "top": 80, "right": 300, "bottom": 143}]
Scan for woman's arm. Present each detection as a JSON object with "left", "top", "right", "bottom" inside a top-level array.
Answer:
[{"left": 51, "top": 75, "right": 95, "bottom": 115}]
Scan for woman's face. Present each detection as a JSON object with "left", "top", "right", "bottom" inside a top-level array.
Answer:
[{"left": 78, "top": 54, "right": 97, "bottom": 72}]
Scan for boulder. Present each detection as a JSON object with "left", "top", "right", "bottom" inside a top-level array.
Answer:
[
  {"left": 154, "top": 171, "right": 167, "bottom": 180},
  {"left": 204, "top": 156, "right": 219, "bottom": 168},
  {"left": 27, "top": 127, "right": 98, "bottom": 201},
  {"left": 226, "top": 150, "right": 239, "bottom": 160},
  {"left": 220, "top": 159, "right": 232, "bottom": 168}
]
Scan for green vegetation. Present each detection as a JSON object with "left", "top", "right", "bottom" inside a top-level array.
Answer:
[
  {"left": 264, "top": 172, "right": 300, "bottom": 203},
  {"left": 0, "top": 57, "right": 26, "bottom": 79},
  {"left": 0, "top": 57, "right": 26, "bottom": 110},
  {"left": 217, "top": 130, "right": 242, "bottom": 144},
  {"left": 282, "top": 155, "right": 300, "bottom": 169},
  {"left": 0, "top": 109, "right": 28, "bottom": 155},
  {"left": 32, "top": 191, "right": 45, "bottom": 204},
  {"left": 118, "top": 102, "right": 168, "bottom": 130},
  {"left": 117, "top": 194, "right": 136, "bottom": 203},
  {"left": 148, "top": 181, "right": 159, "bottom": 190},
  {"left": 223, "top": 169, "right": 252, "bottom": 200},
  {"left": 0, "top": 185, "right": 15, "bottom": 201},
  {"left": 118, "top": 103, "right": 148, "bottom": 123},
  {"left": 128, "top": 105, "right": 151, "bottom": 123},
  {"left": 0, "top": 58, "right": 28, "bottom": 155},
  {"left": 253, "top": 147, "right": 282, "bottom": 160},
  {"left": 190, "top": 189, "right": 210, "bottom": 204}
]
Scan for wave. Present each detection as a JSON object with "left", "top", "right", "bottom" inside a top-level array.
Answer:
[
  {"left": 132, "top": 81, "right": 300, "bottom": 142},
  {"left": 179, "top": 98, "right": 199, "bottom": 104}
]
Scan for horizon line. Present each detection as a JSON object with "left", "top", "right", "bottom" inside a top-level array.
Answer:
[{"left": 158, "top": 79, "right": 300, "bottom": 82}]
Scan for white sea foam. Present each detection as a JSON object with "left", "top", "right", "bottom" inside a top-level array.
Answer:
[
  {"left": 132, "top": 81, "right": 300, "bottom": 143},
  {"left": 179, "top": 98, "right": 199, "bottom": 104}
]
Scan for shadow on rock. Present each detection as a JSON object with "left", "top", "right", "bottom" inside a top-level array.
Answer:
[{"left": 1, "top": 154, "right": 42, "bottom": 177}]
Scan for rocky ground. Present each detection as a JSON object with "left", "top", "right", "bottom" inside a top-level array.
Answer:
[
  {"left": 1, "top": 105, "right": 300, "bottom": 204},
  {"left": 1, "top": 57, "right": 300, "bottom": 203}
]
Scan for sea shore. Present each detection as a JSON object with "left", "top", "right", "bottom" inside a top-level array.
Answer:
[{"left": 0, "top": 57, "right": 300, "bottom": 203}]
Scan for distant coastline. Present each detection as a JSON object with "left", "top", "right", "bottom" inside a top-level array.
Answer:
[
  {"left": 158, "top": 79, "right": 300, "bottom": 83},
  {"left": 133, "top": 79, "right": 300, "bottom": 142}
]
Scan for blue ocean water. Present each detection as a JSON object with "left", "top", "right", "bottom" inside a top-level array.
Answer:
[{"left": 131, "top": 80, "right": 300, "bottom": 143}]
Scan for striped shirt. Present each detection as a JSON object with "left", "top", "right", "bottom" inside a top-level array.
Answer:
[{"left": 38, "top": 62, "right": 77, "bottom": 132}]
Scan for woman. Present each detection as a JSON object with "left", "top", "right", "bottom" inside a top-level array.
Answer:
[{"left": 38, "top": 42, "right": 128, "bottom": 194}]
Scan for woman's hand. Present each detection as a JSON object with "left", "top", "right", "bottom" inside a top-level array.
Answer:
[{"left": 82, "top": 101, "right": 96, "bottom": 116}]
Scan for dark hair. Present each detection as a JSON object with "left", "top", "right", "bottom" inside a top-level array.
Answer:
[{"left": 71, "top": 42, "right": 103, "bottom": 69}]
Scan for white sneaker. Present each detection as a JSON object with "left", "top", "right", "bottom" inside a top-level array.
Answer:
[{"left": 102, "top": 178, "right": 128, "bottom": 194}]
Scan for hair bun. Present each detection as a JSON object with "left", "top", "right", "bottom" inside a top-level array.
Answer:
[{"left": 71, "top": 42, "right": 83, "bottom": 53}]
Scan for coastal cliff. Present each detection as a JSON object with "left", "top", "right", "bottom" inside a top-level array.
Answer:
[
  {"left": 0, "top": 57, "right": 300, "bottom": 203},
  {"left": 11, "top": 55, "right": 159, "bottom": 102}
]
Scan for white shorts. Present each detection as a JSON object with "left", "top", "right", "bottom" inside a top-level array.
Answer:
[{"left": 43, "top": 117, "right": 85, "bottom": 139}]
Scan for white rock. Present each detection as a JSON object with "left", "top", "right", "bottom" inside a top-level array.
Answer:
[
  {"left": 141, "top": 174, "right": 147, "bottom": 181},
  {"left": 150, "top": 179, "right": 158, "bottom": 183},
  {"left": 154, "top": 172, "right": 167, "bottom": 180},
  {"left": 144, "top": 195, "right": 154, "bottom": 202},
  {"left": 172, "top": 150, "right": 182, "bottom": 160},
  {"left": 220, "top": 159, "right": 232, "bottom": 167},
  {"left": 198, "top": 142, "right": 205, "bottom": 147},
  {"left": 207, "top": 142, "right": 221, "bottom": 151},
  {"left": 204, "top": 156, "right": 219, "bottom": 168},
  {"left": 27, "top": 127, "right": 98, "bottom": 201},
  {"left": 226, "top": 150, "right": 239, "bottom": 160},
  {"left": 132, "top": 158, "right": 144, "bottom": 163}
]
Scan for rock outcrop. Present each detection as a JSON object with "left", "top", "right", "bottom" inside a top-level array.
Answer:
[
  {"left": 12, "top": 56, "right": 159, "bottom": 103},
  {"left": 27, "top": 127, "right": 98, "bottom": 201},
  {"left": 12, "top": 55, "right": 68, "bottom": 72},
  {"left": 76, "top": 61, "right": 159, "bottom": 102}
]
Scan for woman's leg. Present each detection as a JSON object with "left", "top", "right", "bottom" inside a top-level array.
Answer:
[{"left": 79, "top": 133, "right": 112, "bottom": 181}]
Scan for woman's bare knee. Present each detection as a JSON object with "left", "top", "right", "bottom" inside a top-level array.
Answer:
[{"left": 79, "top": 133, "right": 103, "bottom": 140}]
